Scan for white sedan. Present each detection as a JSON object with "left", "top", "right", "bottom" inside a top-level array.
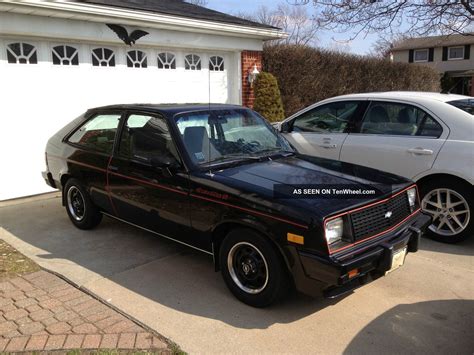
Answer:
[{"left": 277, "top": 92, "right": 473, "bottom": 243}]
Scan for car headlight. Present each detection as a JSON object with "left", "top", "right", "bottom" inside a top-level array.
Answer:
[
  {"left": 407, "top": 187, "right": 417, "bottom": 210},
  {"left": 325, "top": 217, "right": 343, "bottom": 245}
]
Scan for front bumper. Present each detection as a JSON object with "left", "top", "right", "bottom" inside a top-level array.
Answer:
[{"left": 293, "top": 212, "right": 432, "bottom": 298}]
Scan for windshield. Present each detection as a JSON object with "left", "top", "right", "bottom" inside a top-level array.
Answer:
[
  {"left": 448, "top": 99, "right": 474, "bottom": 115},
  {"left": 174, "top": 108, "right": 293, "bottom": 165}
]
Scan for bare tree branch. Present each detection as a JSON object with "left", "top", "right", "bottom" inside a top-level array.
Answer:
[
  {"left": 237, "top": 3, "right": 319, "bottom": 46},
  {"left": 289, "top": 1, "right": 474, "bottom": 38}
]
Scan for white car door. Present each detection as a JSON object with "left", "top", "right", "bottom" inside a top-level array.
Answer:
[
  {"left": 281, "top": 101, "right": 366, "bottom": 160},
  {"left": 340, "top": 100, "right": 448, "bottom": 179}
]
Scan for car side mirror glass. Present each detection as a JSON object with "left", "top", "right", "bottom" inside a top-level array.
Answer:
[
  {"left": 150, "top": 156, "right": 177, "bottom": 168},
  {"left": 281, "top": 121, "right": 291, "bottom": 133}
]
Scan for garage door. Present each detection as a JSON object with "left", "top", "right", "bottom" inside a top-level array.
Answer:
[{"left": 0, "top": 39, "right": 235, "bottom": 200}]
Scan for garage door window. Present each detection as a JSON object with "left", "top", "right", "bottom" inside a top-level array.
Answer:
[
  {"left": 157, "top": 52, "right": 176, "bottom": 69},
  {"left": 52, "top": 45, "right": 79, "bottom": 66},
  {"left": 185, "top": 54, "right": 201, "bottom": 70},
  {"left": 209, "top": 56, "right": 224, "bottom": 71},
  {"left": 361, "top": 102, "right": 442, "bottom": 137},
  {"left": 6, "top": 43, "right": 37, "bottom": 64},
  {"left": 127, "top": 50, "right": 147, "bottom": 68},
  {"left": 68, "top": 114, "right": 121, "bottom": 154},
  {"left": 92, "top": 48, "right": 115, "bottom": 67}
]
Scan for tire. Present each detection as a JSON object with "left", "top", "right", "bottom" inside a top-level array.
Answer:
[
  {"left": 219, "top": 228, "right": 290, "bottom": 307},
  {"left": 419, "top": 179, "right": 473, "bottom": 243},
  {"left": 64, "top": 178, "right": 102, "bottom": 230}
]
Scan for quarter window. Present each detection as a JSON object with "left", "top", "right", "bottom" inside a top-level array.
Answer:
[
  {"left": 52, "top": 45, "right": 79, "bottom": 66},
  {"left": 293, "top": 101, "right": 360, "bottom": 133},
  {"left": 185, "top": 54, "right": 201, "bottom": 70},
  {"left": 361, "top": 102, "right": 442, "bottom": 137},
  {"left": 157, "top": 52, "right": 176, "bottom": 69},
  {"left": 414, "top": 49, "right": 428, "bottom": 62},
  {"left": 6, "top": 43, "right": 37, "bottom": 64},
  {"left": 127, "top": 50, "right": 147, "bottom": 68},
  {"left": 209, "top": 56, "right": 224, "bottom": 71},
  {"left": 91, "top": 48, "right": 115, "bottom": 67},
  {"left": 68, "top": 114, "right": 121, "bottom": 154},
  {"left": 119, "top": 114, "right": 179, "bottom": 162},
  {"left": 448, "top": 46, "right": 464, "bottom": 60}
]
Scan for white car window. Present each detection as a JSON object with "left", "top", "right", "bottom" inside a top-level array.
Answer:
[
  {"left": 360, "top": 102, "right": 442, "bottom": 137},
  {"left": 292, "top": 101, "right": 360, "bottom": 133}
]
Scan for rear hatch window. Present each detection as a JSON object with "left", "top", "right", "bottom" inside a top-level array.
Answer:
[{"left": 448, "top": 99, "right": 474, "bottom": 115}]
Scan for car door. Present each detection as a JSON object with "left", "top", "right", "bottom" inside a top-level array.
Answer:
[
  {"left": 107, "top": 112, "right": 194, "bottom": 245},
  {"left": 340, "top": 100, "right": 448, "bottom": 179},
  {"left": 281, "top": 101, "right": 367, "bottom": 160},
  {"left": 66, "top": 110, "right": 123, "bottom": 213}
]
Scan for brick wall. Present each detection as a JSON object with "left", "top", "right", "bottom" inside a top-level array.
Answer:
[{"left": 241, "top": 50, "right": 263, "bottom": 108}]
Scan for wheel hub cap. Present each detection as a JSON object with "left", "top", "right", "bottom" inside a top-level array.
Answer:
[
  {"left": 227, "top": 242, "right": 269, "bottom": 294},
  {"left": 67, "top": 186, "right": 86, "bottom": 221},
  {"left": 422, "top": 188, "right": 470, "bottom": 237}
]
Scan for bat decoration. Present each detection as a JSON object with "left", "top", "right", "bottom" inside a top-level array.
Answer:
[{"left": 106, "top": 24, "right": 149, "bottom": 46}]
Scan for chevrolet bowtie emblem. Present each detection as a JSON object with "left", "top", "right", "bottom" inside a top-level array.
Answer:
[{"left": 385, "top": 211, "right": 393, "bottom": 218}]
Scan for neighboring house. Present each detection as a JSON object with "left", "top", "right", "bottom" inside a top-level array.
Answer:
[
  {"left": 392, "top": 33, "right": 474, "bottom": 96},
  {"left": 0, "top": 0, "right": 284, "bottom": 200}
]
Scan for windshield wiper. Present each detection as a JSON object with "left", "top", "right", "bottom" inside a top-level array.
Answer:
[
  {"left": 206, "top": 155, "right": 260, "bottom": 165},
  {"left": 251, "top": 148, "right": 295, "bottom": 158}
]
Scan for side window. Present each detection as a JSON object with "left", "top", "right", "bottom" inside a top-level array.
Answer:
[
  {"left": 361, "top": 102, "right": 442, "bottom": 137},
  {"left": 68, "top": 114, "right": 121, "bottom": 154},
  {"left": 293, "top": 101, "right": 360, "bottom": 133},
  {"left": 417, "top": 116, "right": 443, "bottom": 137},
  {"left": 119, "top": 114, "right": 179, "bottom": 163}
]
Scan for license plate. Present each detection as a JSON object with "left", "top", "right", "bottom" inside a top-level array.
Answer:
[{"left": 386, "top": 246, "right": 407, "bottom": 275}]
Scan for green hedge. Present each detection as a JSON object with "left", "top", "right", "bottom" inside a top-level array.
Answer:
[{"left": 263, "top": 44, "right": 441, "bottom": 116}]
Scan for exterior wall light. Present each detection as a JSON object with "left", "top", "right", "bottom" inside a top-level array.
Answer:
[{"left": 248, "top": 64, "right": 260, "bottom": 86}]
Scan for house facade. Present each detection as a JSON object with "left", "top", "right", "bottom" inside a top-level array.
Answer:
[
  {"left": 0, "top": 0, "right": 284, "bottom": 200},
  {"left": 392, "top": 34, "right": 474, "bottom": 96}
]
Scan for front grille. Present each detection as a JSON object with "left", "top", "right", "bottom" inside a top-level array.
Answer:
[{"left": 350, "top": 192, "right": 411, "bottom": 241}]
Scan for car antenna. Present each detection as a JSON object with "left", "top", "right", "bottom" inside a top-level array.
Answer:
[{"left": 207, "top": 62, "right": 214, "bottom": 177}]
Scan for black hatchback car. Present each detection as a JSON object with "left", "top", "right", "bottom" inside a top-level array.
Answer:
[{"left": 43, "top": 104, "right": 431, "bottom": 307}]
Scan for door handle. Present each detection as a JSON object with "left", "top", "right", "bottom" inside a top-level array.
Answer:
[
  {"left": 319, "top": 144, "right": 337, "bottom": 149},
  {"left": 108, "top": 165, "right": 119, "bottom": 172},
  {"left": 407, "top": 148, "right": 433, "bottom": 156}
]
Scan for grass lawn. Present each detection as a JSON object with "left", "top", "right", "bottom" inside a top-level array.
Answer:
[{"left": 0, "top": 239, "right": 40, "bottom": 280}]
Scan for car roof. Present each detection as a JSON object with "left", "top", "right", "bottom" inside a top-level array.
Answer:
[
  {"left": 330, "top": 91, "right": 470, "bottom": 103},
  {"left": 88, "top": 103, "right": 245, "bottom": 116}
]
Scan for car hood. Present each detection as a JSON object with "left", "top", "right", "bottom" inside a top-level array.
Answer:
[{"left": 206, "top": 154, "right": 412, "bottom": 222}]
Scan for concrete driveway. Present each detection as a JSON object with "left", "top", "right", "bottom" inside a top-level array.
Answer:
[{"left": 1, "top": 194, "right": 473, "bottom": 354}]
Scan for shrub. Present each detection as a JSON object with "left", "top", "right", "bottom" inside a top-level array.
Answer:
[
  {"left": 263, "top": 44, "right": 441, "bottom": 116},
  {"left": 253, "top": 72, "right": 285, "bottom": 122}
]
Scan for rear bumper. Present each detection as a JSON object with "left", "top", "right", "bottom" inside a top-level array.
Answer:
[
  {"left": 292, "top": 212, "right": 432, "bottom": 298},
  {"left": 42, "top": 171, "right": 56, "bottom": 188}
]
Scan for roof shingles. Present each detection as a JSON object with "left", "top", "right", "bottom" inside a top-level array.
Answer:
[
  {"left": 78, "top": 0, "right": 278, "bottom": 30},
  {"left": 392, "top": 33, "right": 474, "bottom": 51}
]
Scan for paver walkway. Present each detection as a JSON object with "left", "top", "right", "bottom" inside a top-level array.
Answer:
[{"left": 0, "top": 270, "right": 169, "bottom": 352}]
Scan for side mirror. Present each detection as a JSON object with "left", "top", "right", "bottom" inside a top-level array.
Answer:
[
  {"left": 280, "top": 121, "right": 291, "bottom": 133},
  {"left": 150, "top": 156, "right": 179, "bottom": 176}
]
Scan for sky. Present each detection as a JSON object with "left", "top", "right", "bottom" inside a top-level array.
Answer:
[{"left": 206, "top": 0, "right": 380, "bottom": 55}]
